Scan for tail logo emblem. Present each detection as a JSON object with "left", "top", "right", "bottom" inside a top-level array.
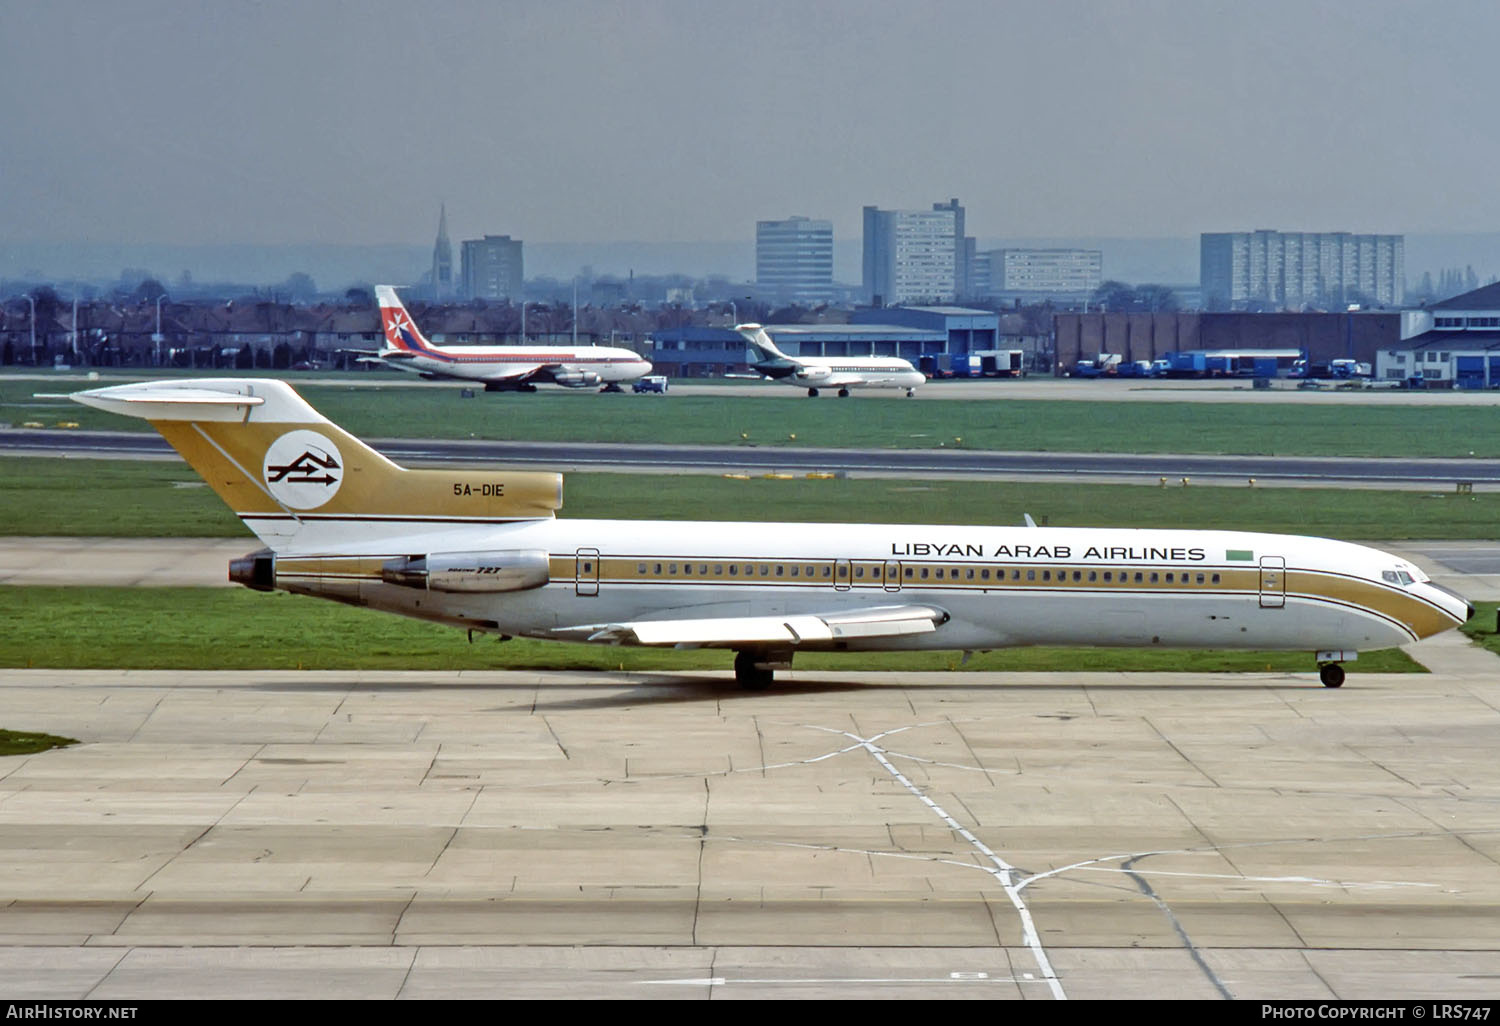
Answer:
[
  {"left": 263, "top": 430, "right": 343, "bottom": 510},
  {"left": 386, "top": 313, "right": 417, "bottom": 349}
]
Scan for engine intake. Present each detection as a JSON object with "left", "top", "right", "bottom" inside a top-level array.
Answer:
[{"left": 382, "top": 549, "right": 551, "bottom": 593}]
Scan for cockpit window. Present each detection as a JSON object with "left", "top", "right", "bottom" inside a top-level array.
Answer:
[{"left": 1382, "top": 569, "right": 1416, "bottom": 586}]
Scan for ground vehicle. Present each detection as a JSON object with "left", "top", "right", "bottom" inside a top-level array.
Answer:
[
  {"left": 633, "top": 375, "right": 669, "bottom": 393},
  {"left": 1071, "top": 354, "right": 1121, "bottom": 378},
  {"left": 976, "top": 350, "right": 1026, "bottom": 377}
]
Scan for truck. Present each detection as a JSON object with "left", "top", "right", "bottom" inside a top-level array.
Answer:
[
  {"left": 1114, "top": 359, "right": 1158, "bottom": 378},
  {"left": 976, "top": 349, "right": 1026, "bottom": 377},
  {"left": 920, "top": 353, "right": 984, "bottom": 378},
  {"left": 1070, "top": 353, "right": 1121, "bottom": 378},
  {"left": 1328, "top": 359, "right": 1372, "bottom": 379}
]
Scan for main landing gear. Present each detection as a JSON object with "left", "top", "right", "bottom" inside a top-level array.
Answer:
[
  {"left": 734, "top": 649, "right": 791, "bottom": 690},
  {"left": 1318, "top": 663, "right": 1346, "bottom": 688},
  {"left": 807, "top": 387, "right": 820, "bottom": 397},
  {"left": 837, "top": 388, "right": 850, "bottom": 398}
]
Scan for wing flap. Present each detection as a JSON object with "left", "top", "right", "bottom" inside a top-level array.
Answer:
[{"left": 557, "top": 604, "right": 947, "bottom": 647}]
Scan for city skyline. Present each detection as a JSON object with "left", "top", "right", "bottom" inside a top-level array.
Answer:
[{"left": 4, "top": 0, "right": 1500, "bottom": 259}]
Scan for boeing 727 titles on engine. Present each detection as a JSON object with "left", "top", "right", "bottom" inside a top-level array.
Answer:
[
  {"left": 365, "top": 285, "right": 652, "bottom": 391},
  {"left": 736, "top": 323, "right": 926, "bottom": 397},
  {"left": 71, "top": 378, "right": 1471, "bottom": 689}
]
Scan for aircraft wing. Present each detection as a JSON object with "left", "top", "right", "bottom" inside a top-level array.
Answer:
[
  {"left": 554, "top": 603, "right": 948, "bottom": 647},
  {"left": 477, "top": 364, "right": 546, "bottom": 383},
  {"left": 822, "top": 374, "right": 872, "bottom": 387},
  {"left": 530, "top": 364, "right": 603, "bottom": 388}
]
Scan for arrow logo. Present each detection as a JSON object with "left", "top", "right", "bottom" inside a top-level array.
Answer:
[
  {"left": 263, "top": 430, "right": 346, "bottom": 511},
  {"left": 266, "top": 449, "right": 340, "bottom": 485}
]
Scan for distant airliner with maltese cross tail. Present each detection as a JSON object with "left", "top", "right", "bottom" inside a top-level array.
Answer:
[{"left": 365, "top": 285, "right": 653, "bottom": 392}]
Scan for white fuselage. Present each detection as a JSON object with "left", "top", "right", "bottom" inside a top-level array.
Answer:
[
  {"left": 385, "top": 345, "right": 653, "bottom": 386},
  {"left": 772, "top": 356, "right": 927, "bottom": 391},
  {"left": 273, "top": 519, "right": 1468, "bottom": 654}
]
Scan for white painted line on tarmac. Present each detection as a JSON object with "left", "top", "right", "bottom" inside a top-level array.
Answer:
[
  {"left": 642, "top": 972, "right": 1037, "bottom": 988},
  {"left": 810, "top": 722, "right": 1068, "bottom": 1001}
]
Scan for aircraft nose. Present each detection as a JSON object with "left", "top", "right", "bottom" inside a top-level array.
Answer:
[{"left": 1424, "top": 581, "right": 1474, "bottom": 624}]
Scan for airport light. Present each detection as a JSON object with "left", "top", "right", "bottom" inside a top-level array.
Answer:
[
  {"left": 23, "top": 294, "right": 35, "bottom": 363},
  {"left": 155, "top": 294, "right": 168, "bottom": 365}
]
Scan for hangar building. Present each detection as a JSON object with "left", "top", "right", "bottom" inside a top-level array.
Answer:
[{"left": 1378, "top": 282, "right": 1500, "bottom": 387}]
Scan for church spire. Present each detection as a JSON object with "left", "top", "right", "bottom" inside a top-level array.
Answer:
[{"left": 432, "top": 203, "right": 453, "bottom": 301}]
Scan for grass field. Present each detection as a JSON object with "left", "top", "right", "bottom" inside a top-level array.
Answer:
[
  {"left": 5, "top": 376, "right": 1500, "bottom": 457},
  {"left": 0, "top": 729, "right": 77, "bottom": 756},
  {"left": 3, "top": 454, "right": 1497, "bottom": 539},
  {"left": 0, "top": 586, "right": 1426, "bottom": 675},
  {"left": 1461, "top": 601, "right": 1500, "bottom": 655}
]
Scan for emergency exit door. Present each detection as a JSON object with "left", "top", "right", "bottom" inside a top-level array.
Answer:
[{"left": 1258, "top": 555, "right": 1285, "bottom": 608}]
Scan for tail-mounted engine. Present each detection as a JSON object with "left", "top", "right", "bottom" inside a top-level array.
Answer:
[{"left": 381, "top": 550, "right": 551, "bottom": 593}]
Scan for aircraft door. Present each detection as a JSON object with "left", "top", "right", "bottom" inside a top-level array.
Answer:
[
  {"left": 884, "top": 560, "right": 903, "bottom": 592},
  {"left": 835, "top": 559, "right": 851, "bottom": 591},
  {"left": 1258, "top": 555, "right": 1286, "bottom": 609},
  {"left": 576, "top": 548, "right": 600, "bottom": 597}
]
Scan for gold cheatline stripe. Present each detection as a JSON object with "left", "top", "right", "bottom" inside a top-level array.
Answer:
[{"left": 271, "top": 555, "right": 1456, "bottom": 637}]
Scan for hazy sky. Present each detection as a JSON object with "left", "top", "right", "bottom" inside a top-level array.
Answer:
[{"left": 4, "top": 0, "right": 1498, "bottom": 250}]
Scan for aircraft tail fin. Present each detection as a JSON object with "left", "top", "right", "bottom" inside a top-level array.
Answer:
[
  {"left": 375, "top": 285, "right": 437, "bottom": 355},
  {"left": 70, "top": 378, "right": 562, "bottom": 549},
  {"left": 734, "top": 323, "right": 790, "bottom": 363}
]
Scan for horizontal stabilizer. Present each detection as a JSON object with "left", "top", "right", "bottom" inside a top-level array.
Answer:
[
  {"left": 70, "top": 380, "right": 287, "bottom": 422},
  {"left": 556, "top": 604, "right": 948, "bottom": 647}
]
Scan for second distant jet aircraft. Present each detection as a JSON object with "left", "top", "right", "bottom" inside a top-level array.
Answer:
[{"left": 736, "top": 322, "right": 926, "bottom": 397}]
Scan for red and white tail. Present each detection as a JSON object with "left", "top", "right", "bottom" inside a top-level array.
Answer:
[{"left": 375, "top": 285, "right": 436, "bottom": 355}]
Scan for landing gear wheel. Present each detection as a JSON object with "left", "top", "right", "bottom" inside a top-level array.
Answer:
[
  {"left": 837, "top": 388, "right": 850, "bottom": 398},
  {"left": 906, "top": 388, "right": 916, "bottom": 397},
  {"left": 807, "top": 387, "right": 820, "bottom": 398},
  {"left": 600, "top": 383, "right": 623, "bottom": 393},
  {"left": 1319, "top": 663, "right": 1345, "bottom": 688},
  {"left": 734, "top": 651, "right": 774, "bottom": 691}
]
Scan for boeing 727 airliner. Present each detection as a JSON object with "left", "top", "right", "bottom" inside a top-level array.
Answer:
[
  {"left": 71, "top": 378, "right": 1471, "bottom": 689},
  {"left": 366, "top": 285, "right": 652, "bottom": 391}
]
